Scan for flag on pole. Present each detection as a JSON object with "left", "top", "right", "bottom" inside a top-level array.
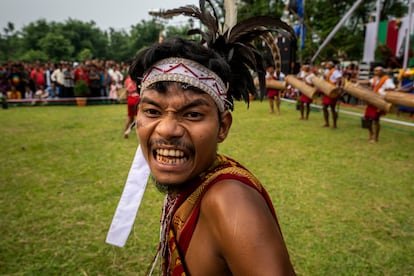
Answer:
[{"left": 363, "top": 16, "right": 414, "bottom": 64}]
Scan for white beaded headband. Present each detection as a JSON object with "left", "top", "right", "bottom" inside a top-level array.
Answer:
[{"left": 140, "top": 57, "right": 229, "bottom": 112}]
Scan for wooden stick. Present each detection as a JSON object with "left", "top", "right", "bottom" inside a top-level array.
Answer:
[
  {"left": 384, "top": 91, "right": 414, "bottom": 108},
  {"left": 311, "top": 77, "right": 339, "bottom": 98},
  {"left": 254, "top": 78, "right": 286, "bottom": 90},
  {"left": 285, "top": 75, "right": 317, "bottom": 99},
  {"left": 343, "top": 82, "right": 392, "bottom": 112}
]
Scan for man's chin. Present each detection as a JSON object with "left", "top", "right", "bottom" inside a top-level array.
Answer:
[{"left": 153, "top": 176, "right": 186, "bottom": 195}]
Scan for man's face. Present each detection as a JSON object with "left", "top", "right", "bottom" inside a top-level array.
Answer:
[
  {"left": 374, "top": 69, "right": 382, "bottom": 77},
  {"left": 136, "top": 82, "right": 232, "bottom": 187},
  {"left": 267, "top": 66, "right": 275, "bottom": 75}
]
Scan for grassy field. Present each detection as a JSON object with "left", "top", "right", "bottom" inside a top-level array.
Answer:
[{"left": 0, "top": 100, "right": 413, "bottom": 275}]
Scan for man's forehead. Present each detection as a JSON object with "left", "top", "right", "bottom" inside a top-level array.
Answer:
[{"left": 141, "top": 85, "right": 215, "bottom": 104}]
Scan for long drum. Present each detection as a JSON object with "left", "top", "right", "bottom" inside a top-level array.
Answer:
[
  {"left": 285, "top": 75, "right": 317, "bottom": 99},
  {"left": 384, "top": 91, "right": 414, "bottom": 108},
  {"left": 343, "top": 82, "right": 392, "bottom": 112},
  {"left": 311, "top": 77, "right": 339, "bottom": 98},
  {"left": 254, "top": 78, "right": 286, "bottom": 90}
]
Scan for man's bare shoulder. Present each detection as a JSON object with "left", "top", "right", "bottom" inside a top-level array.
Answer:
[
  {"left": 192, "top": 179, "right": 295, "bottom": 275},
  {"left": 201, "top": 179, "right": 269, "bottom": 216}
]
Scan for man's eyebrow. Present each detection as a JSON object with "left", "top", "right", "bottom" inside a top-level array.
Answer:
[
  {"left": 182, "top": 98, "right": 212, "bottom": 109},
  {"left": 140, "top": 97, "right": 213, "bottom": 110},
  {"left": 140, "top": 97, "right": 161, "bottom": 108}
]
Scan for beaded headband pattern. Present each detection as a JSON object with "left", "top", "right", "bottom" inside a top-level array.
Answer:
[{"left": 140, "top": 57, "right": 229, "bottom": 112}]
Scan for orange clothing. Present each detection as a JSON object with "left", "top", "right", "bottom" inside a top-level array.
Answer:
[{"left": 7, "top": 90, "right": 22, "bottom": 99}]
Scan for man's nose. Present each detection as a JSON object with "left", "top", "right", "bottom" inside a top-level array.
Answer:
[{"left": 155, "top": 114, "right": 185, "bottom": 139}]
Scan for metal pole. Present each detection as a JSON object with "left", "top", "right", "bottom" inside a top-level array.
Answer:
[
  {"left": 373, "top": 0, "right": 382, "bottom": 56},
  {"left": 403, "top": 0, "right": 413, "bottom": 69},
  {"left": 299, "top": 0, "right": 305, "bottom": 65},
  {"left": 311, "top": 0, "right": 365, "bottom": 63}
]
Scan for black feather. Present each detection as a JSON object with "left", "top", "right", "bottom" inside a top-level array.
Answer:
[{"left": 157, "top": 1, "right": 296, "bottom": 109}]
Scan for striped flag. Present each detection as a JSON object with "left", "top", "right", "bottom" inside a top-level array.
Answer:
[{"left": 363, "top": 15, "right": 414, "bottom": 66}]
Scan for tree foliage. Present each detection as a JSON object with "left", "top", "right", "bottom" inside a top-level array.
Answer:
[
  {"left": 297, "top": 0, "right": 408, "bottom": 63},
  {"left": 38, "top": 32, "right": 74, "bottom": 62},
  {"left": 0, "top": 0, "right": 409, "bottom": 65},
  {"left": 237, "top": 0, "right": 408, "bottom": 64}
]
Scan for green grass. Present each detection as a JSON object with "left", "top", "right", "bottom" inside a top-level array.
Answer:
[{"left": 0, "top": 101, "right": 413, "bottom": 275}]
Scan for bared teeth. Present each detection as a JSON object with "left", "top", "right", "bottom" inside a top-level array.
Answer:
[
  {"left": 156, "top": 149, "right": 184, "bottom": 157},
  {"left": 155, "top": 149, "right": 187, "bottom": 165}
]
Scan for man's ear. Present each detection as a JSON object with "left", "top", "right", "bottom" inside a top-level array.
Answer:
[{"left": 218, "top": 110, "right": 232, "bottom": 143}]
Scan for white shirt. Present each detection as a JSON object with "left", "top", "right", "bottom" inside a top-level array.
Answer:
[
  {"left": 369, "top": 76, "right": 396, "bottom": 96},
  {"left": 324, "top": 68, "right": 342, "bottom": 84}
]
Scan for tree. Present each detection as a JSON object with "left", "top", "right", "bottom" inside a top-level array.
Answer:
[
  {"left": 0, "top": 0, "right": 409, "bottom": 65},
  {"left": 129, "top": 20, "right": 163, "bottom": 56},
  {"left": 78, "top": 48, "right": 93, "bottom": 62},
  {"left": 20, "top": 19, "right": 52, "bottom": 52},
  {"left": 238, "top": 0, "right": 285, "bottom": 18},
  {"left": 291, "top": 0, "right": 408, "bottom": 63},
  {"left": 0, "top": 22, "right": 21, "bottom": 60},
  {"left": 38, "top": 33, "right": 74, "bottom": 62},
  {"left": 59, "top": 19, "right": 108, "bottom": 60},
  {"left": 107, "top": 28, "right": 132, "bottom": 62},
  {"left": 19, "top": 49, "right": 48, "bottom": 62}
]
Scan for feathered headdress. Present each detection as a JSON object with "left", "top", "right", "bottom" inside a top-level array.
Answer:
[{"left": 153, "top": 0, "right": 296, "bottom": 104}]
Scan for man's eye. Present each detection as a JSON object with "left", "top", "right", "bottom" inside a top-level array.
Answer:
[
  {"left": 144, "top": 108, "right": 161, "bottom": 116},
  {"left": 184, "top": 112, "right": 203, "bottom": 119}
]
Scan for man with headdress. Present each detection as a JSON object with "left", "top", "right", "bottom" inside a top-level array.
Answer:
[{"left": 106, "top": 1, "right": 296, "bottom": 275}]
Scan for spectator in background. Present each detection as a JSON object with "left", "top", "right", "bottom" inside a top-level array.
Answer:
[
  {"left": 7, "top": 64, "right": 25, "bottom": 98},
  {"left": 30, "top": 63, "right": 45, "bottom": 90},
  {"left": 44, "top": 62, "right": 55, "bottom": 88},
  {"left": 62, "top": 62, "right": 74, "bottom": 97},
  {"left": 7, "top": 85, "right": 22, "bottom": 99},
  {"left": 32, "top": 85, "right": 48, "bottom": 105},
  {"left": 88, "top": 64, "right": 101, "bottom": 97},
  {"left": 73, "top": 62, "right": 85, "bottom": 84},
  {"left": 108, "top": 80, "right": 118, "bottom": 104},
  {"left": 46, "top": 82, "right": 59, "bottom": 98},
  {"left": 103, "top": 65, "right": 112, "bottom": 98},
  {"left": 123, "top": 75, "right": 140, "bottom": 138},
  {"left": 97, "top": 64, "right": 106, "bottom": 97},
  {"left": 24, "top": 85, "right": 33, "bottom": 99},
  {"left": 110, "top": 63, "right": 124, "bottom": 89},
  {"left": 51, "top": 63, "right": 65, "bottom": 94}
]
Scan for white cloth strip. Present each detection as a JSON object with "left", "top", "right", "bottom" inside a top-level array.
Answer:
[{"left": 106, "top": 145, "right": 150, "bottom": 247}]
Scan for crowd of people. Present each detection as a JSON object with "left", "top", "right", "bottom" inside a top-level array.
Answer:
[{"left": 0, "top": 59, "right": 130, "bottom": 102}]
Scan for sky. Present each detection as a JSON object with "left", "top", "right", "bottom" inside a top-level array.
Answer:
[{"left": 0, "top": 0, "right": 199, "bottom": 32}]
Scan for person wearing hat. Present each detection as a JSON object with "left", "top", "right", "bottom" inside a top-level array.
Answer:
[
  {"left": 106, "top": 1, "right": 296, "bottom": 275},
  {"left": 364, "top": 66, "right": 395, "bottom": 143}
]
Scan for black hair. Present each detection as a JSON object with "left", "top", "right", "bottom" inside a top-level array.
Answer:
[{"left": 129, "top": 37, "right": 232, "bottom": 109}]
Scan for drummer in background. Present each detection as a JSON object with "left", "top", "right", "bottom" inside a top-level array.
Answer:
[
  {"left": 322, "top": 61, "right": 343, "bottom": 128},
  {"left": 265, "top": 64, "right": 284, "bottom": 115},
  {"left": 297, "top": 64, "right": 315, "bottom": 120},
  {"left": 362, "top": 66, "right": 396, "bottom": 143}
]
